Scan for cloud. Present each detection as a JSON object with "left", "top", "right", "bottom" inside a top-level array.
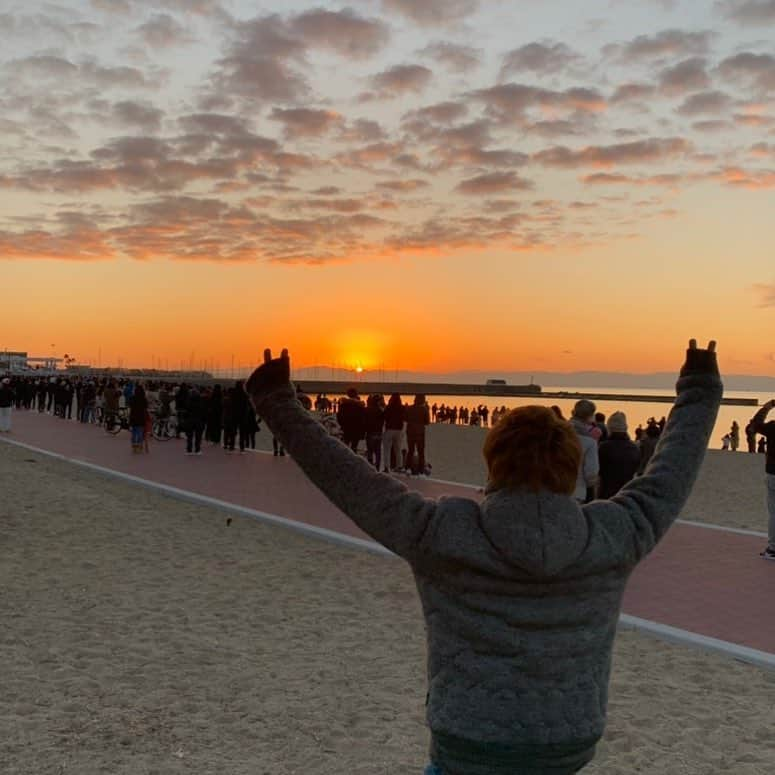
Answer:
[
  {"left": 289, "top": 8, "right": 389, "bottom": 59},
  {"left": 581, "top": 172, "right": 687, "bottom": 186},
  {"left": 676, "top": 89, "right": 733, "bottom": 115},
  {"left": 499, "top": 41, "right": 582, "bottom": 78},
  {"left": 534, "top": 137, "right": 692, "bottom": 168},
  {"left": 337, "top": 118, "right": 387, "bottom": 143},
  {"left": 270, "top": 107, "right": 343, "bottom": 139},
  {"left": 720, "top": 0, "right": 775, "bottom": 24},
  {"left": 418, "top": 41, "right": 482, "bottom": 72},
  {"left": 402, "top": 101, "right": 469, "bottom": 131},
  {"left": 135, "top": 13, "right": 192, "bottom": 49},
  {"left": 717, "top": 51, "right": 775, "bottom": 93},
  {"left": 382, "top": 0, "right": 478, "bottom": 26},
  {"left": 455, "top": 171, "right": 533, "bottom": 195},
  {"left": 717, "top": 166, "right": 775, "bottom": 188},
  {"left": 605, "top": 29, "right": 712, "bottom": 62},
  {"left": 610, "top": 82, "right": 657, "bottom": 103},
  {"left": 376, "top": 179, "right": 430, "bottom": 192},
  {"left": 111, "top": 100, "right": 164, "bottom": 131},
  {"left": 752, "top": 283, "right": 775, "bottom": 306},
  {"left": 691, "top": 119, "right": 732, "bottom": 132},
  {"left": 469, "top": 83, "right": 607, "bottom": 122},
  {"left": 658, "top": 57, "right": 710, "bottom": 95},
  {"left": 0, "top": 218, "right": 116, "bottom": 261},
  {"left": 366, "top": 64, "right": 433, "bottom": 99},
  {"left": 6, "top": 55, "right": 78, "bottom": 79}
]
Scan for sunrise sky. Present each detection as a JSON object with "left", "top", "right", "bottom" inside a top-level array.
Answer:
[{"left": 1, "top": 0, "right": 774, "bottom": 376}]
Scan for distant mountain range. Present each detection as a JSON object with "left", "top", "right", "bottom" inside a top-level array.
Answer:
[{"left": 292, "top": 367, "right": 775, "bottom": 394}]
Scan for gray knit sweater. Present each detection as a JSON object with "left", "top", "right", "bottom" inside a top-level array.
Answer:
[{"left": 252, "top": 371, "right": 722, "bottom": 774}]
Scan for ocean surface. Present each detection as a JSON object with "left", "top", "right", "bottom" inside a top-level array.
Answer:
[{"left": 390, "top": 386, "right": 769, "bottom": 452}]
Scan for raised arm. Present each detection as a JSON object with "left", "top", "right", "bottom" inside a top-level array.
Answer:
[
  {"left": 246, "top": 349, "right": 436, "bottom": 562},
  {"left": 751, "top": 399, "right": 775, "bottom": 434},
  {"left": 582, "top": 340, "right": 723, "bottom": 566}
]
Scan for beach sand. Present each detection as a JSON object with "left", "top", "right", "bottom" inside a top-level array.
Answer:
[{"left": 2, "top": 439, "right": 774, "bottom": 774}]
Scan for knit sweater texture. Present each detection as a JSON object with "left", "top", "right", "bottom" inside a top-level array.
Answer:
[{"left": 251, "top": 371, "right": 722, "bottom": 774}]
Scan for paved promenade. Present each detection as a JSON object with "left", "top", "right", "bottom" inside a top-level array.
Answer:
[{"left": 3, "top": 409, "right": 774, "bottom": 667}]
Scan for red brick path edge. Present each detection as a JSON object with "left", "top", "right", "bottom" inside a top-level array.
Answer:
[{"left": 3, "top": 410, "right": 774, "bottom": 670}]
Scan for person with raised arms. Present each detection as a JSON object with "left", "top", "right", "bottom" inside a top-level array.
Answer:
[{"left": 246, "top": 340, "right": 722, "bottom": 775}]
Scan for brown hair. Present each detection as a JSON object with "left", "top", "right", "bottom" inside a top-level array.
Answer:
[{"left": 482, "top": 406, "right": 581, "bottom": 495}]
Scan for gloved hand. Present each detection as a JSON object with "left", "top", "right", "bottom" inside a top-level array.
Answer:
[
  {"left": 680, "top": 339, "right": 718, "bottom": 377},
  {"left": 246, "top": 348, "right": 291, "bottom": 403}
]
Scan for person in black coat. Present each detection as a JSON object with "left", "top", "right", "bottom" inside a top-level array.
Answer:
[
  {"left": 205, "top": 384, "right": 223, "bottom": 445},
  {"left": 597, "top": 411, "right": 641, "bottom": 499},
  {"left": 337, "top": 388, "right": 367, "bottom": 452},
  {"left": 184, "top": 388, "right": 207, "bottom": 455}
]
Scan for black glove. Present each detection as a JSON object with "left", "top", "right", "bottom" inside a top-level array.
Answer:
[
  {"left": 246, "top": 348, "right": 291, "bottom": 402},
  {"left": 679, "top": 339, "right": 718, "bottom": 377}
]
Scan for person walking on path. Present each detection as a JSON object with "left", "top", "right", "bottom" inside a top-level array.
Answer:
[
  {"left": 749, "top": 399, "right": 775, "bottom": 560},
  {"left": 128, "top": 385, "right": 148, "bottom": 454},
  {"left": 0, "top": 378, "right": 14, "bottom": 432},
  {"left": 597, "top": 412, "right": 640, "bottom": 499},
  {"left": 570, "top": 399, "right": 599, "bottom": 503},
  {"left": 246, "top": 340, "right": 722, "bottom": 775}
]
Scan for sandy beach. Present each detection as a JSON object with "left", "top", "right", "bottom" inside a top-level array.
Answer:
[{"left": 2, "top": 434, "right": 774, "bottom": 774}]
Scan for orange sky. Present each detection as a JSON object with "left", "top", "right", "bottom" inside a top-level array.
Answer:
[{"left": 2, "top": 1, "right": 774, "bottom": 377}]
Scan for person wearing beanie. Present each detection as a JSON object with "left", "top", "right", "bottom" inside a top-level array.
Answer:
[
  {"left": 598, "top": 411, "right": 641, "bottom": 499},
  {"left": 570, "top": 399, "right": 599, "bottom": 503},
  {"left": 245, "top": 340, "right": 721, "bottom": 775}
]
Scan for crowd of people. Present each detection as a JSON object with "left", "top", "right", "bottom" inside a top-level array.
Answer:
[{"left": 3, "top": 342, "right": 775, "bottom": 774}]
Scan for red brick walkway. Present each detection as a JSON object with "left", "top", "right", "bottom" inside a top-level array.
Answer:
[{"left": 3, "top": 409, "right": 774, "bottom": 664}]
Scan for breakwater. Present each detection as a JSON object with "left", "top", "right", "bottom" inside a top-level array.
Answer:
[{"left": 293, "top": 380, "right": 758, "bottom": 406}]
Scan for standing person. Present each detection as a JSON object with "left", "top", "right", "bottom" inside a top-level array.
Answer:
[
  {"left": 222, "top": 387, "right": 237, "bottom": 453},
  {"left": 745, "top": 420, "right": 757, "bottom": 453},
  {"left": 364, "top": 394, "right": 385, "bottom": 469},
  {"left": 206, "top": 384, "right": 223, "bottom": 446},
  {"left": 246, "top": 340, "right": 721, "bottom": 775},
  {"left": 637, "top": 423, "right": 661, "bottom": 474},
  {"left": 405, "top": 394, "right": 430, "bottom": 476},
  {"left": 597, "top": 412, "right": 641, "bottom": 499},
  {"left": 233, "top": 380, "right": 250, "bottom": 453},
  {"left": 749, "top": 399, "right": 775, "bottom": 561},
  {"left": 570, "top": 399, "right": 599, "bottom": 503},
  {"left": 102, "top": 380, "right": 120, "bottom": 429},
  {"left": 730, "top": 421, "right": 740, "bottom": 452},
  {"left": 0, "top": 378, "right": 14, "bottom": 432},
  {"left": 244, "top": 403, "right": 259, "bottom": 450},
  {"left": 382, "top": 393, "right": 405, "bottom": 472},
  {"left": 128, "top": 385, "right": 148, "bottom": 454},
  {"left": 337, "top": 387, "right": 366, "bottom": 453},
  {"left": 593, "top": 412, "right": 608, "bottom": 443},
  {"left": 184, "top": 388, "right": 207, "bottom": 456}
]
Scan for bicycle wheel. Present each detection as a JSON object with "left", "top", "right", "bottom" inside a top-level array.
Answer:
[
  {"left": 152, "top": 418, "right": 174, "bottom": 441},
  {"left": 105, "top": 413, "right": 122, "bottom": 435}
]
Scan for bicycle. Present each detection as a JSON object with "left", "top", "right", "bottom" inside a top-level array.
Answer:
[
  {"left": 152, "top": 413, "right": 178, "bottom": 441},
  {"left": 104, "top": 407, "right": 129, "bottom": 435}
]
